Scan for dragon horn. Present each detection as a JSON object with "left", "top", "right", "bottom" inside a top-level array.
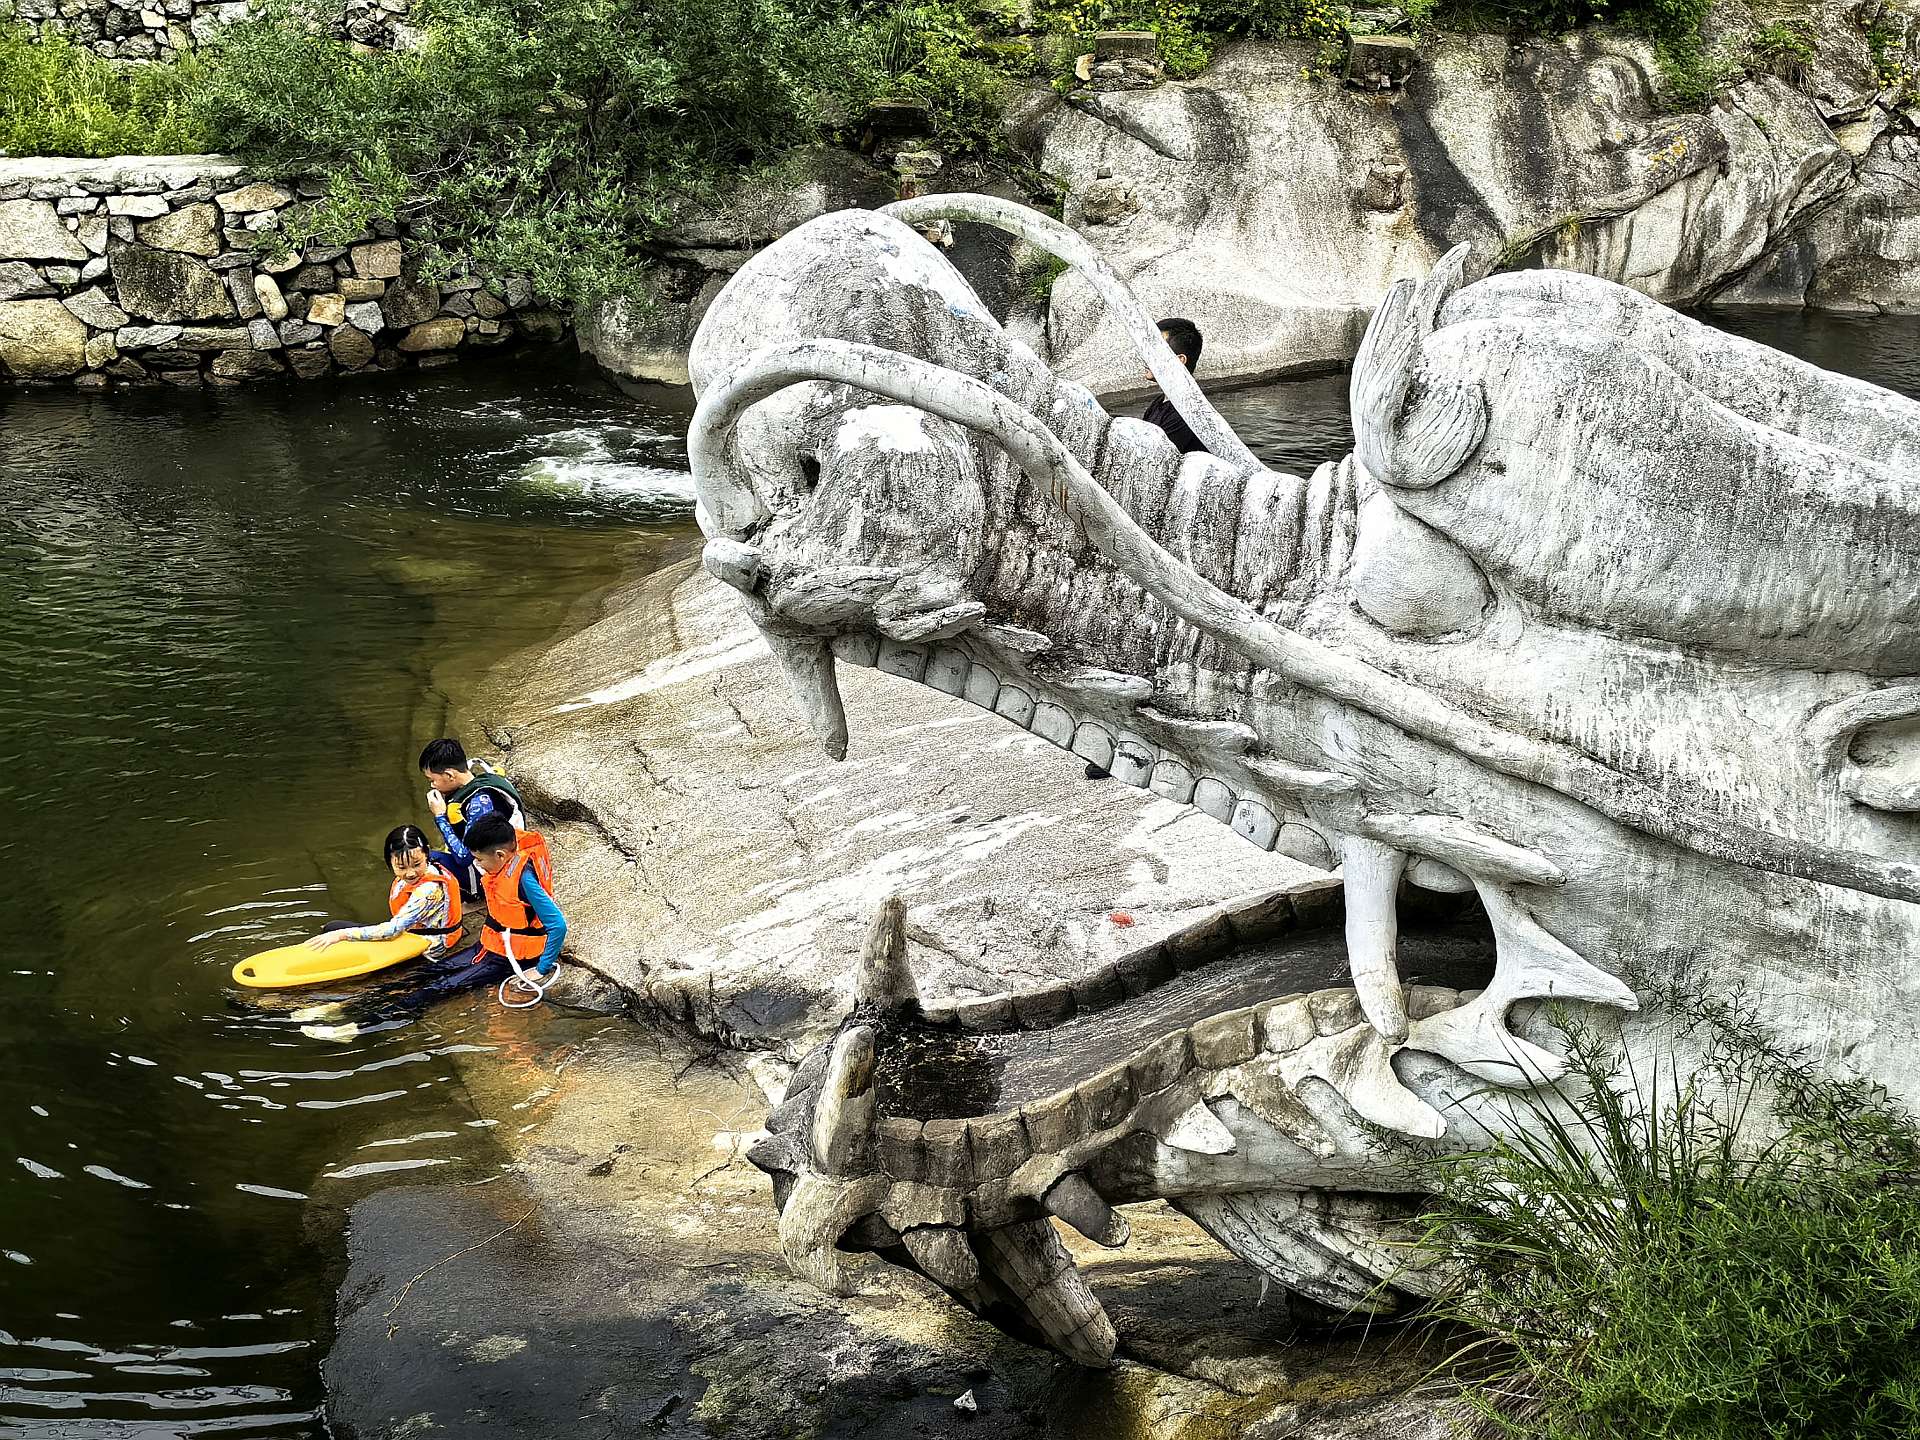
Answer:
[{"left": 852, "top": 893, "right": 918, "bottom": 1019}]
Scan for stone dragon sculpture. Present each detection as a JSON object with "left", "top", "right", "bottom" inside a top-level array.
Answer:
[{"left": 683, "top": 195, "right": 1920, "bottom": 1365}]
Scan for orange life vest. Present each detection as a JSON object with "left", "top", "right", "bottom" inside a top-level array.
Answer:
[
  {"left": 479, "top": 830, "right": 557, "bottom": 964},
  {"left": 390, "top": 861, "right": 463, "bottom": 942}
]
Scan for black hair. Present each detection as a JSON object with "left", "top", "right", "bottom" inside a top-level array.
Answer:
[
  {"left": 383, "top": 825, "right": 432, "bottom": 863},
  {"left": 1157, "top": 317, "right": 1202, "bottom": 372},
  {"left": 465, "top": 814, "right": 518, "bottom": 853},
  {"left": 418, "top": 737, "right": 467, "bottom": 773}
]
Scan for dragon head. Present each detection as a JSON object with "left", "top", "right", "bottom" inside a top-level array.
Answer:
[{"left": 688, "top": 197, "right": 1920, "bottom": 1362}]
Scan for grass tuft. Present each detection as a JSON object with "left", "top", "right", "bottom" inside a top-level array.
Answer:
[{"left": 1419, "top": 1000, "right": 1920, "bottom": 1440}]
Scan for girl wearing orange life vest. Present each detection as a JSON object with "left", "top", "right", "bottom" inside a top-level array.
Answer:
[
  {"left": 465, "top": 813, "right": 566, "bottom": 979},
  {"left": 304, "top": 826, "right": 469, "bottom": 959}
]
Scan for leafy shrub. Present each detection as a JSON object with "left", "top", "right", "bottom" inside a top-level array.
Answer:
[
  {"left": 874, "top": 2, "right": 1017, "bottom": 150},
  {"left": 1200, "top": 0, "right": 1352, "bottom": 73},
  {"left": 1021, "top": 249, "right": 1069, "bottom": 304},
  {"left": 1039, "top": 0, "right": 1352, "bottom": 82},
  {"left": 1750, "top": 17, "right": 1816, "bottom": 75},
  {"left": 0, "top": 24, "right": 209, "bottom": 156},
  {"left": 189, "top": 0, "right": 902, "bottom": 309},
  {"left": 1425, "top": 0, "right": 1708, "bottom": 45},
  {"left": 1423, "top": 1013, "right": 1920, "bottom": 1440},
  {"left": 1863, "top": 13, "right": 1920, "bottom": 104}
]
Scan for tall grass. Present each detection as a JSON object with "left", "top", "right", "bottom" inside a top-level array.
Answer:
[
  {"left": 1421, "top": 1009, "right": 1920, "bottom": 1439},
  {"left": 0, "top": 25, "right": 209, "bottom": 157}
]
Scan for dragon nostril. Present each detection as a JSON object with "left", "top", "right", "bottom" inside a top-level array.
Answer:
[{"left": 799, "top": 452, "right": 821, "bottom": 493}]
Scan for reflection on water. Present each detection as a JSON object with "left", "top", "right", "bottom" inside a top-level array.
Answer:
[
  {"left": 0, "top": 356, "right": 695, "bottom": 1435},
  {"left": 1210, "top": 371, "right": 1354, "bottom": 476}
]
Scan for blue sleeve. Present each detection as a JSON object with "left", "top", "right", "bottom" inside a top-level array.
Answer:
[
  {"left": 435, "top": 813, "right": 470, "bottom": 864},
  {"left": 466, "top": 790, "right": 497, "bottom": 823},
  {"left": 518, "top": 870, "right": 566, "bottom": 974}
]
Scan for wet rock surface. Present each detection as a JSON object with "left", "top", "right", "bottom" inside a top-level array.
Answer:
[{"left": 326, "top": 1022, "right": 1460, "bottom": 1438}]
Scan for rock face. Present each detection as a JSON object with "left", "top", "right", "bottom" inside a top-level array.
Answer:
[
  {"left": 486, "top": 553, "right": 1309, "bottom": 1049},
  {"left": 1031, "top": 29, "right": 1920, "bottom": 389},
  {"left": 576, "top": 147, "right": 896, "bottom": 386},
  {"left": 135, "top": 201, "right": 221, "bottom": 256},
  {"left": 0, "top": 156, "right": 559, "bottom": 388},
  {"left": 0, "top": 200, "right": 89, "bottom": 262},
  {"left": 1726, "top": 128, "right": 1920, "bottom": 311},
  {"left": 109, "top": 247, "right": 232, "bottom": 323},
  {"left": 0, "top": 298, "right": 88, "bottom": 377}
]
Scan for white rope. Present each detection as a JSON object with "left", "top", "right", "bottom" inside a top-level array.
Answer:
[{"left": 496, "top": 935, "right": 552, "bottom": 1009}]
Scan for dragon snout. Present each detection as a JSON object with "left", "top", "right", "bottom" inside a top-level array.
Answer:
[{"left": 695, "top": 359, "right": 995, "bottom": 764}]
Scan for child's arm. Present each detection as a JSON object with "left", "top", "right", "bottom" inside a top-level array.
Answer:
[
  {"left": 428, "top": 790, "right": 493, "bottom": 864},
  {"left": 518, "top": 870, "right": 567, "bottom": 975},
  {"left": 322, "top": 887, "right": 437, "bottom": 945},
  {"left": 434, "top": 813, "right": 471, "bottom": 864}
]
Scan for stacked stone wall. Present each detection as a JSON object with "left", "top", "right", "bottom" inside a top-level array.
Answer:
[
  {"left": 0, "top": 156, "right": 563, "bottom": 388},
  {"left": 0, "top": 0, "right": 413, "bottom": 61}
]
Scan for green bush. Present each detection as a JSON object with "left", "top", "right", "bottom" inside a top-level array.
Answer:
[
  {"left": 182, "top": 0, "right": 1043, "bottom": 308},
  {"left": 1038, "top": 0, "right": 1353, "bottom": 84},
  {"left": 874, "top": 2, "right": 1017, "bottom": 151},
  {"left": 1020, "top": 249, "right": 1069, "bottom": 304},
  {"left": 1863, "top": 13, "right": 1920, "bottom": 104},
  {"left": 187, "top": 0, "right": 908, "bottom": 308},
  {"left": 0, "top": 24, "right": 209, "bottom": 156},
  {"left": 1427, "top": 0, "right": 1688, "bottom": 40},
  {"left": 1423, "top": 1016, "right": 1920, "bottom": 1439}
]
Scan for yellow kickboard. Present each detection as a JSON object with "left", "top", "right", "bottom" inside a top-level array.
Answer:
[{"left": 232, "top": 933, "right": 433, "bottom": 989}]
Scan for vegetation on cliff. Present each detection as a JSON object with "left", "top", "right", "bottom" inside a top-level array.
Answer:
[{"left": 1, "top": 0, "right": 1883, "bottom": 310}]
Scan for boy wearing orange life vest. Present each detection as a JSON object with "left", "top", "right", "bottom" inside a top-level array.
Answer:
[
  {"left": 305, "top": 825, "right": 470, "bottom": 958},
  {"left": 464, "top": 813, "right": 566, "bottom": 982}
]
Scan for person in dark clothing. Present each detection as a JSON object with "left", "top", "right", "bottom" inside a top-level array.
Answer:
[
  {"left": 1087, "top": 318, "right": 1209, "bottom": 785},
  {"left": 1141, "top": 317, "right": 1209, "bottom": 455}
]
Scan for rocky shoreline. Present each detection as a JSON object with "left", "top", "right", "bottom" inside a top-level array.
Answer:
[
  {"left": 484, "top": 550, "right": 1324, "bottom": 1048},
  {"left": 321, "top": 548, "right": 1468, "bottom": 1437}
]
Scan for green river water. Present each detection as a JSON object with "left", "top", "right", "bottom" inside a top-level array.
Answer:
[
  {"left": 0, "top": 355, "right": 698, "bottom": 1436},
  {"left": 0, "top": 314, "right": 1914, "bottom": 1436}
]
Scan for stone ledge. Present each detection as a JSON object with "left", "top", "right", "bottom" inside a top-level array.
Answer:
[{"left": 0, "top": 155, "right": 247, "bottom": 190}]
